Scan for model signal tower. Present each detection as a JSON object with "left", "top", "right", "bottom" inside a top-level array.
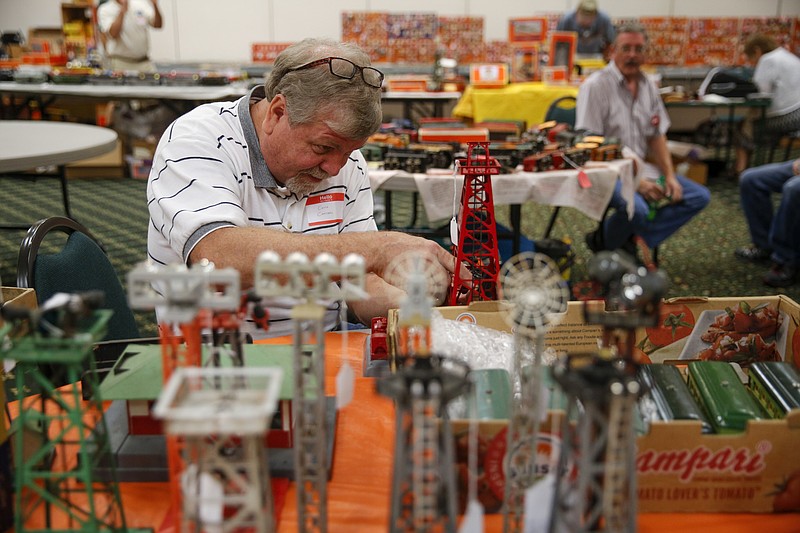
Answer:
[
  {"left": 254, "top": 251, "right": 367, "bottom": 533},
  {"left": 127, "top": 260, "right": 245, "bottom": 529},
  {"left": 1, "top": 295, "right": 129, "bottom": 533},
  {"left": 449, "top": 141, "right": 501, "bottom": 305}
]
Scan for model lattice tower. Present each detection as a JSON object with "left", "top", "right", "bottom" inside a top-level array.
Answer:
[
  {"left": 1, "top": 294, "right": 129, "bottom": 533},
  {"left": 449, "top": 141, "right": 501, "bottom": 305},
  {"left": 254, "top": 251, "right": 367, "bottom": 533},
  {"left": 550, "top": 251, "right": 667, "bottom": 533}
]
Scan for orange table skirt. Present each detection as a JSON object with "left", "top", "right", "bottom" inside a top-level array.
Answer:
[{"left": 15, "top": 332, "right": 797, "bottom": 532}]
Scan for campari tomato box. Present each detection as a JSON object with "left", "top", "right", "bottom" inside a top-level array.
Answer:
[{"left": 388, "top": 296, "right": 800, "bottom": 513}]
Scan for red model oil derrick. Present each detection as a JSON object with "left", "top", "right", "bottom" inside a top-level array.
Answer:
[{"left": 449, "top": 141, "right": 501, "bottom": 305}]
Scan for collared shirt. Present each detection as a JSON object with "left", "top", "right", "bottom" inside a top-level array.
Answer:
[
  {"left": 147, "top": 86, "right": 377, "bottom": 337},
  {"left": 575, "top": 60, "right": 670, "bottom": 161}
]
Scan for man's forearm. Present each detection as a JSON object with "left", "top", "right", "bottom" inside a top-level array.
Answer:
[
  {"left": 108, "top": 12, "right": 125, "bottom": 38},
  {"left": 188, "top": 226, "right": 453, "bottom": 288},
  {"left": 151, "top": 0, "right": 163, "bottom": 28},
  {"left": 648, "top": 134, "right": 676, "bottom": 181}
]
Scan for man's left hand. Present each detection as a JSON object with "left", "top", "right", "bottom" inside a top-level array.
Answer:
[{"left": 664, "top": 175, "right": 683, "bottom": 203}]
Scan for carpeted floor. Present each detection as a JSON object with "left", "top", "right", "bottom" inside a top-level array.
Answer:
[{"left": 1, "top": 165, "right": 798, "bottom": 338}]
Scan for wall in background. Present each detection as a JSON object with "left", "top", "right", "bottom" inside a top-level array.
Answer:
[{"left": 2, "top": 0, "right": 798, "bottom": 64}]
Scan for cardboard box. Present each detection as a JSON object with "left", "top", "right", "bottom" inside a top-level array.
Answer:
[
  {"left": 669, "top": 140, "right": 710, "bottom": 185},
  {"left": 0, "top": 287, "right": 37, "bottom": 333},
  {"left": 65, "top": 139, "right": 125, "bottom": 179},
  {"left": 389, "top": 296, "right": 800, "bottom": 514}
]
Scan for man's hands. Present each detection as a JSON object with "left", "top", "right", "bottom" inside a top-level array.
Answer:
[
  {"left": 792, "top": 158, "right": 800, "bottom": 176},
  {"left": 371, "top": 231, "right": 458, "bottom": 279},
  {"left": 638, "top": 175, "right": 683, "bottom": 204}
]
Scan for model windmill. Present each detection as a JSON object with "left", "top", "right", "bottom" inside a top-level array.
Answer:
[
  {"left": 383, "top": 250, "right": 450, "bottom": 357},
  {"left": 496, "top": 251, "right": 569, "bottom": 533}
]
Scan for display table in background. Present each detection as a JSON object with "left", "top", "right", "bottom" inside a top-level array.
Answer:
[
  {"left": 452, "top": 82, "right": 579, "bottom": 127},
  {"left": 369, "top": 159, "right": 635, "bottom": 253},
  {"left": 0, "top": 81, "right": 249, "bottom": 119}
]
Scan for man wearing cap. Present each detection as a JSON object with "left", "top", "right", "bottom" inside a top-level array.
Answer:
[{"left": 556, "top": 0, "right": 616, "bottom": 56}]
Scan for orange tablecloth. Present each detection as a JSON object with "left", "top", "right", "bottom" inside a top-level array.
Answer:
[{"left": 33, "top": 333, "right": 799, "bottom": 532}]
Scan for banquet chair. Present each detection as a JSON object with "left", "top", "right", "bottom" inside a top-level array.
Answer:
[
  {"left": 544, "top": 95, "right": 577, "bottom": 128},
  {"left": 16, "top": 216, "right": 140, "bottom": 342}
]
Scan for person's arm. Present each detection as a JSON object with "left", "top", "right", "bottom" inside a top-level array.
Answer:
[
  {"left": 150, "top": 0, "right": 163, "bottom": 29},
  {"left": 189, "top": 226, "right": 457, "bottom": 289},
  {"left": 645, "top": 133, "right": 683, "bottom": 203},
  {"left": 107, "top": 0, "right": 128, "bottom": 39}
]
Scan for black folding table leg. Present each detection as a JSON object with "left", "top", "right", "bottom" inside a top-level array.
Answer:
[
  {"left": 543, "top": 206, "right": 561, "bottom": 239},
  {"left": 57, "top": 165, "right": 73, "bottom": 218}
]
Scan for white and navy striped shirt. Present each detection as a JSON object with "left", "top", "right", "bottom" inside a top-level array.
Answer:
[{"left": 147, "top": 86, "right": 377, "bottom": 337}]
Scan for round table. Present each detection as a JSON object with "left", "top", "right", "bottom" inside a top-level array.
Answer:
[
  {"left": 0, "top": 120, "right": 119, "bottom": 229},
  {"left": 0, "top": 120, "right": 118, "bottom": 173}
]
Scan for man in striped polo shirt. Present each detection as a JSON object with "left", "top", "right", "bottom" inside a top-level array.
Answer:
[{"left": 147, "top": 38, "right": 457, "bottom": 338}]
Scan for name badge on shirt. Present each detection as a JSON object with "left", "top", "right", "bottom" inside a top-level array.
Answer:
[{"left": 306, "top": 192, "right": 344, "bottom": 227}]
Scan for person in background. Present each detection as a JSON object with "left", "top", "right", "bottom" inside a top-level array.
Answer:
[
  {"left": 734, "top": 34, "right": 800, "bottom": 174},
  {"left": 577, "top": 22, "right": 710, "bottom": 256},
  {"left": 147, "top": 38, "right": 458, "bottom": 338},
  {"left": 555, "top": 0, "right": 615, "bottom": 57},
  {"left": 734, "top": 158, "right": 800, "bottom": 287},
  {"left": 97, "top": 0, "right": 162, "bottom": 72}
]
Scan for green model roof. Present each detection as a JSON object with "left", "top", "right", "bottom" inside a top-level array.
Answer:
[{"left": 99, "top": 343, "right": 295, "bottom": 400}]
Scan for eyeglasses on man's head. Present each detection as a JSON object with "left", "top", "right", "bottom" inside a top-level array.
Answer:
[{"left": 285, "top": 56, "right": 384, "bottom": 89}]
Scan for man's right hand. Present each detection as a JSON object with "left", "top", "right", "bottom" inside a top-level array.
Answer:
[
  {"left": 374, "top": 231, "right": 458, "bottom": 278},
  {"left": 638, "top": 178, "right": 669, "bottom": 204}
]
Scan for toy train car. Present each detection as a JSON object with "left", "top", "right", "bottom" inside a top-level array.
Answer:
[
  {"left": 383, "top": 144, "right": 456, "bottom": 173},
  {"left": 638, "top": 364, "right": 713, "bottom": 433},
  {"left": 747, "top": 361, "right": 800, "bottom": 418},
  {"left": 383, "top": 149, "right": 430, "bottom": 173},
  {"left": 562, "top": 146, "right": 593, "bottom": 167},
  {"left": 591, "top": 144, "right": 622, "bottom": 162},
  {"left": 522, "top": 150, "right": 566, "bottom": 172},
  {"left": 406, "top": 143, "right": 455, "bottom": 169},
  {"left": 687, "top": 361, "right": 766, "bottom": 433}
]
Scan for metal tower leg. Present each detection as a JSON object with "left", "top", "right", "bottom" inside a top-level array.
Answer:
[{"left": 293, "top": 312, "right": 328, "bottom": 533}]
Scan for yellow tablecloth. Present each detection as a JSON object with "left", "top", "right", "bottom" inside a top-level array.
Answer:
[{"left": 452, "top": 82, "right": 579, "bottom": 128}]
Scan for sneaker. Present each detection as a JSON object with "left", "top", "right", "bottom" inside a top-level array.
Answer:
[
  {"left": 764, "top": 263, "right": 798, "bottom": 288},
  {"left": 734, "top": 246, "right": 772, "bottom": 263}
]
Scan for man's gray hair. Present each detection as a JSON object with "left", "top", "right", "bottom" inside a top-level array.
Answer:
[
  {"left": 615, "top": 21, "right": 648, "bottom": 42},
  {"left": 265, "top": 38, "right": 382, "bottom": 140}
]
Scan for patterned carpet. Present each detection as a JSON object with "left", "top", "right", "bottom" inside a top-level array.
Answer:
[{"left": 0, "top": 167, "right": 798, "bottom": 337}]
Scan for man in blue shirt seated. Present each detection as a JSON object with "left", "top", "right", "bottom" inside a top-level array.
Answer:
[{"left": 556, "top": 0, "right": 616, "bottom": 57}]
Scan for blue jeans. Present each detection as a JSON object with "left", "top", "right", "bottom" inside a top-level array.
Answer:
[
  {"left": 603, "top": 175, "right": 711, "bottom": 250},
  {"left": 739, "top": 160, "right": 800, "bottom": 266}
]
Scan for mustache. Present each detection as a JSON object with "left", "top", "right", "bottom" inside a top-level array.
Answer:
[{"left": 302, "top": 167, "right": 331, "bottom": 180}]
